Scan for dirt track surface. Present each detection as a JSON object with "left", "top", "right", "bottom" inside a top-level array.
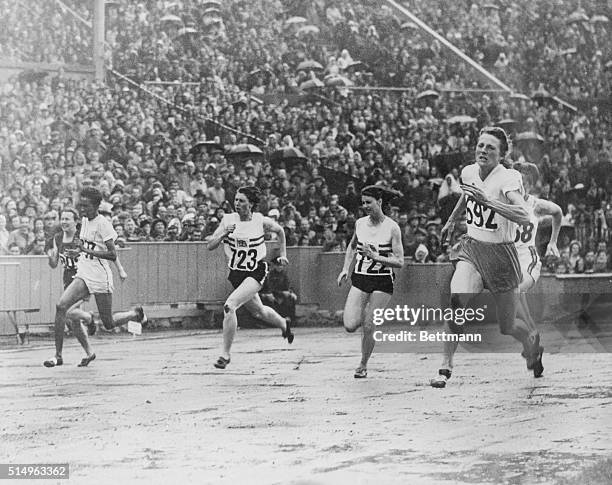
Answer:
[{"left": 1, "top": 327, "right": 611, "bottom": 485}]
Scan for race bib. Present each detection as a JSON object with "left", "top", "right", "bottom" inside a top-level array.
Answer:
[{"left": 465, "top": 196, "right": 499, "bottom": 231}]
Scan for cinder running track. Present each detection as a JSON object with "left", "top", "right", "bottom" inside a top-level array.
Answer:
[{"left": 1, "top": 327, "right": 611, "bottom": 485}]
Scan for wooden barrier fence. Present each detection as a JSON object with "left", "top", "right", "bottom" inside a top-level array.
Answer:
[{"left": 1, "top": 243, "right": 611, "bottom": 335}]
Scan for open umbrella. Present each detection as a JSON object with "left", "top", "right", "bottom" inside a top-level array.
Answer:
[
  {"left": 296, "top": 25, "right": 320, "bottom": 36},
  {"left": 270, "top": 147, "right": 307, "bottom": 165},
  {"left": 225, "top": 144, "right": 264, "bottom": 158},
  {"left": 160, "top": 14, "right": 183, "bottom": 24},
  {"left": 324, "top": 75, "right": 353, "bottom": 87},
  {"left": 343, "top": 60, "right": 366, "bottom": 72},
  {"left": 299, "top": 78, "right": 324, "bottom": 91},
  {"left": 509, "top": 92, "right": 530, "bottom": 101},
  {"left": 566, "top": 11, "right": 589, "bottom": 24},
  {"left": 190, "top": 141, "right": 223, "bottom": 154},
  {"left": 590, "top": 15, "right": 609, "bottom": 23},
  {"left": 416, "top": 89, "right": 439, "bottom": 101},
  {"left": 445, "top": 115, "right": 477, "bottom": 124},
  {"left": 400, "top": 21, "right": 418, "bottom": 29},
  {"left": 203, "top": 7, "right": 221, "bottom": 17},
  {"left": 495, "top": 119, "right": 516, "bottom": 131},
  {"left": 531, "top": 86, "right": 553, "bottom": 102},
  {"left": 285, "top": 16, "right": 307, "bottom": 26},
  {"left": 297, "top": 60, "right": 324, "bottom": 71},
  {"left": 201, "top": 0, "right": 221, "bottom": 8},
  {"left": 175, "top": 27, "right": 198, "bottom": 37},
  {"left": 516, "top": 132, "right": 545, "bottom": 143}
]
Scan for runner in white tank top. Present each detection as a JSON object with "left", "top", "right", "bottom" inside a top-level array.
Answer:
[
  {"left": 431, "top": 128, "right": 544, "bottom": 388},
  {"left": 337, "top": 185, "right": 404, "bottom": 379},
  {"left": 513, "top": 162, "right": 562, "bottom": 348},
  {"left": 44, "top": 187, "right": 147, "bottom": 369},
  {"left": 207, "top": 186, "right": 294, "bottom": 370}
]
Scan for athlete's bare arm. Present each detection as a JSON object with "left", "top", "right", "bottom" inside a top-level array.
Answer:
[
  {"left": 462, "top": 185, "right": 530, "bottom": 225},
  {"left": 263, "top": 217, "right": 288, "bottom": 264},
  {"left": 440, "top": 193, "right": 467, "bottom": 241},
  {"left": 76, "top": 238, "right": 117, "bottom": 261},
  {"left": 363, "top": 225, "right": 404, "bottom": 269},
  {"left": 337, "top": 233, "right": 358, "bottom": 286},
  {"left": 207, "top": 222, "right": 233, "bottom": 251},
  {"left": 113, "top": 254, "right": 128, "bottom": 281},
  {"left": 47, "top": 237, "right": 59, "bottom": 269},
  {"left": 535, "top": 199, "right": 562, "bottom": 256}
]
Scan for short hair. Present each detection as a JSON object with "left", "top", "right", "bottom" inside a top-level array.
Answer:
[
  {"left": 480, "top": 126, "right": 510, "bottom": 157},
  {"left": 513, "top": 161, "right": 540, "bottom": 186},
  {"left": 80, "top": 186, "right": 103, "bottom": 207},
  {"left": 237, "top": 186, "right": 261, "bottom": 208},
  {"left": 361, "top": 185, "right": 403, "bottom": 214},
  {"left": 60, "top": 208, "right": 79, "bottom": 221}
]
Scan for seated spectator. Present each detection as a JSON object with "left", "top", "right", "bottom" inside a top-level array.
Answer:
[
  {"left": 260, "top": 258, "right": 297, "bottom": 324},
  {"left": 7, "top": 216, "right": 33, "bottom": 253},
  {"left": 151, "top": 219, "right": 167, "bottom": 241},
  {"left": 413, "top": 243, "right": 433, "bottom": 263},
  {"left": 568, "top": 240, "right": 585, "bottom": 274},
  {"left": 0, "top": 214, "right": 9, "bottom": 255},
  {"left": 7, "top": 243, "right": 22, "bottom": 255},
  {"left": 26, "top": 232, "right": 47, "bottom": 255}
]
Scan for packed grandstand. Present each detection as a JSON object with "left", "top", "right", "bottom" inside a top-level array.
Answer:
[{"left": 0, "top": 0, "right": 610, "bottom": 274}]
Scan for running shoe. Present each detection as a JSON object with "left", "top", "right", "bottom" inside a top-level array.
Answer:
[
  {"left": 282, "top": 317, "right": 294, "bottom": 344},
  {"left": 135, "top": 306, "right": 149, "bottom": 328},
  {"left": 430, "top": 368, "right": 451, "bottom": 388}
]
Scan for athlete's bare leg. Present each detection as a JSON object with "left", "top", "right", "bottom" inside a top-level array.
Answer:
[
  {"left": 94, "top": 293, "right": 140, "bottom": 330},
  {"left": 219, "top": 278, "right": 267, "bottom": 361},
  {"left": 242, "top": 292, "right": 288, "bottom": 331},
  {"left": 493, "top": 289, "right": 534, "bottom": 355},
  {"left": 441, "top": 261, "right": 484, "bottom": 370},
  {"left": 517, "top": 275, "right": 538, "bottom": 334},
  {"left": 343, "top": 286, "right": 369, "bottom": 333},
  {"left": 45, "top": 278, "right": 90, "bottom": 366},
  {"left": 364, "top": 291, "right": 392, "bottom": 370}
]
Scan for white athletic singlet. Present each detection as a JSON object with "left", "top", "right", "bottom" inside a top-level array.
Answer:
[
  {"left": 222, "top": 212, "right": 267, "bottom": 271},
  {"left": 514, "top": 195, "right": 539, "bottom": 248},
  {"left": 461, "top": 163, "right": 524, "bottom": 243},
  {"left": 76, "top": 215, "right": 117, "bottom": 291},
  {"left": 353, "top": 216, "right": 397, "bottom": 276}
]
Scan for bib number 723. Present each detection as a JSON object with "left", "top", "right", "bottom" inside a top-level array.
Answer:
[
  {"left": 229, "top": 248, "right": 257, "bottom": 270},
  {"left": 465, "top": 196, "right": 498, "bottom": 230}
]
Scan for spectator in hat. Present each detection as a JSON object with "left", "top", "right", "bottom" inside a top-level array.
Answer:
[
  {"left": 138, "top": 219, "right": 152, "bottom": 241},
  {"left": 151, "top": 219, "right": 167, "bottom": 241}
]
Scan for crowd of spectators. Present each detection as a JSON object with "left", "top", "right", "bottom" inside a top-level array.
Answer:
[{"left": 0, "top": 0, "right": 611, "bottom": 274}]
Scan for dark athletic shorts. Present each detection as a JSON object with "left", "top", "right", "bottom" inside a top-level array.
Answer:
[
  {"left": 351, "top": 272, "right": 394, "bottom": 295},
  {"left": 450, "top": 235, "right": 522, "bottom": 293},
  {"left": 228, "top": 261, "right": 269, "bottom": 289}
]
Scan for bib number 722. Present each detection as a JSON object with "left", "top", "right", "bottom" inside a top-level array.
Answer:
[
  {"left": 465, "top": 196, "right": 498, "bottom": 230},
  {"left": 229, "top": 248, "right": 257, "bottom": 270}
]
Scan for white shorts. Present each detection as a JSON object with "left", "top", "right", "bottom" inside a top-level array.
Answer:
[
  {"left": 75, "top": 272, "right": 114, "bottom": 295},
  {"left": 517, "top": 245, "right": 541, "bottom": 285}
]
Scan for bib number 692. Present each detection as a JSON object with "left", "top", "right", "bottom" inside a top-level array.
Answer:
[{"left": 465, "top": 197, "right": 498, "bottom": 230}]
